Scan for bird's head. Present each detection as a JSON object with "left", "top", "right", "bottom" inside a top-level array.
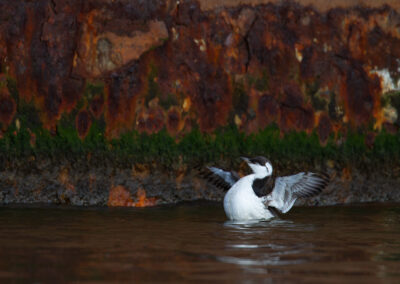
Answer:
[{"left": 241, "top": 156, "right": 273, "bottom": 178}]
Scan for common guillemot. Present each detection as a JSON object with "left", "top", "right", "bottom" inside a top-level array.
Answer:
[{"left": 201, "top": 156, "right": 329, "bottom": 221}]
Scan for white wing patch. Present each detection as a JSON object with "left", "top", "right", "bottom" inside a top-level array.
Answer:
[{"left": 263, "top": 172, "right": 329, "bottom": 214}]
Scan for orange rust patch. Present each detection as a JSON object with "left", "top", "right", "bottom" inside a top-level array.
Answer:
[
  {"left": 108, "top": 185, "right": 133, "bottom": 207},
  {"left": 58, "top": 168, "right": 75, "bottom": 192},
  {"left": 182, "top": 97, "right": 191, "bottom": 112},
  {"left": 134, "top": 188, "right": 157, "bottom": 207}
]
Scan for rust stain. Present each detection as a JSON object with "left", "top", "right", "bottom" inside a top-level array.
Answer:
[
  {"left": 58, "top": 168, "right": 75, "bottom": 192},
  {"left": 134, "top": 188, "right": 157, "bottom": 207},
  {"left": 108, "top": 185, "right": 133, "bottom": 207},
  {"left": 108, "top": 185, "right": 157, "bottom": 207}
]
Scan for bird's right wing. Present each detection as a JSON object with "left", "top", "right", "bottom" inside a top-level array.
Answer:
[
  {"left": 263, "top": 172, "right": 329, "bottom": 213},
  {"left": 198, "top": 166, "right": 240, "bottom": 191}
]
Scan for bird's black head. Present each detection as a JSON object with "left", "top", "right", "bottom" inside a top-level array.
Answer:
[
  {"left": 241, "top": 156, "right": 273, "bottom": 177},
  {"left": 248, "top": 156, "right": 271, "bottom": 166}
]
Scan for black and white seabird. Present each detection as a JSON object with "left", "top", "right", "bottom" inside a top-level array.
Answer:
[{"left": 201, "top": 156, "right": 329, "bottom": 221}]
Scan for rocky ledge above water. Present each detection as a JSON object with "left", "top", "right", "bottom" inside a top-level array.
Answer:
[{"left": 1, "top": 152, "right": 400, "bottom": 207}]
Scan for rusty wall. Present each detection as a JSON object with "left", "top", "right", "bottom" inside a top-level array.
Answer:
[{"left": 0, "top": 0, "right": 400, "bottom": 144}]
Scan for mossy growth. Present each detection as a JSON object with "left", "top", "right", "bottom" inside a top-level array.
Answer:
[
  {"left": 84, "top": 81, "right": 105, "bottom": 101},
  {"left": 1, "top": 117, "right": 400, "bottom": 174}
]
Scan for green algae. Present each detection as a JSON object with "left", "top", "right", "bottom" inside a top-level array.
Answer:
[
  {"left": 85, "top": 81, "right": 105, "bottom": 99},
  {"left": 1, "top": 117, "right": 400, "bottom": 174}
]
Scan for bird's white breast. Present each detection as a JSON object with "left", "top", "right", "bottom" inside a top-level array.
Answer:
[{"left": 223, "top": 175, "right": 273, "bottom": 221}]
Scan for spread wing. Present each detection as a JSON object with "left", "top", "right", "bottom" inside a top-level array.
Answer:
[
  {"left": 263, "top": 172, "right": 329, "bottom": 213},
  {"left": 199, "top": 167, "right": 240, "bottom": 191}
]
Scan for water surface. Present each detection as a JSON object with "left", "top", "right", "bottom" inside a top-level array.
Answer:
[{"left": 1, "top": 202, "right": 400, "bottom": 283}]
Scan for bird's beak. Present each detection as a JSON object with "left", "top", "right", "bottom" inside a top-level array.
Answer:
[{"left": 240, "top": 157, "right": 250, "bottom": 163}]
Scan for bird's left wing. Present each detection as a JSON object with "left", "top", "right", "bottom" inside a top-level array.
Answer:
[{"left": 199, "top": 167, "right": 240, "bottom": 191}]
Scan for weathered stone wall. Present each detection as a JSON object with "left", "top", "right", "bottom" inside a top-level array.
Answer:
[{"left": 1, "top": 0, "right": 400, "bottom": 206}]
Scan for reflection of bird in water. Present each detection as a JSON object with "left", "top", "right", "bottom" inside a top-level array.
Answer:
[{"left": 201, "top": 156, "right": 330, "bottom": 221}]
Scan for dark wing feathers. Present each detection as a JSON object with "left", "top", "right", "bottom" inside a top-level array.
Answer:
[
  {"left": 291, "top": 172, "right": 330, "bottom": 198},
  {"left": 197, "top": 166, "right": 240, "bottom": 191}
]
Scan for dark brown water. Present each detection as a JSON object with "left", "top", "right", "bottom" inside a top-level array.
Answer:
[{"left": 0, "top": 202, "right": 400, "bottom": 283}]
